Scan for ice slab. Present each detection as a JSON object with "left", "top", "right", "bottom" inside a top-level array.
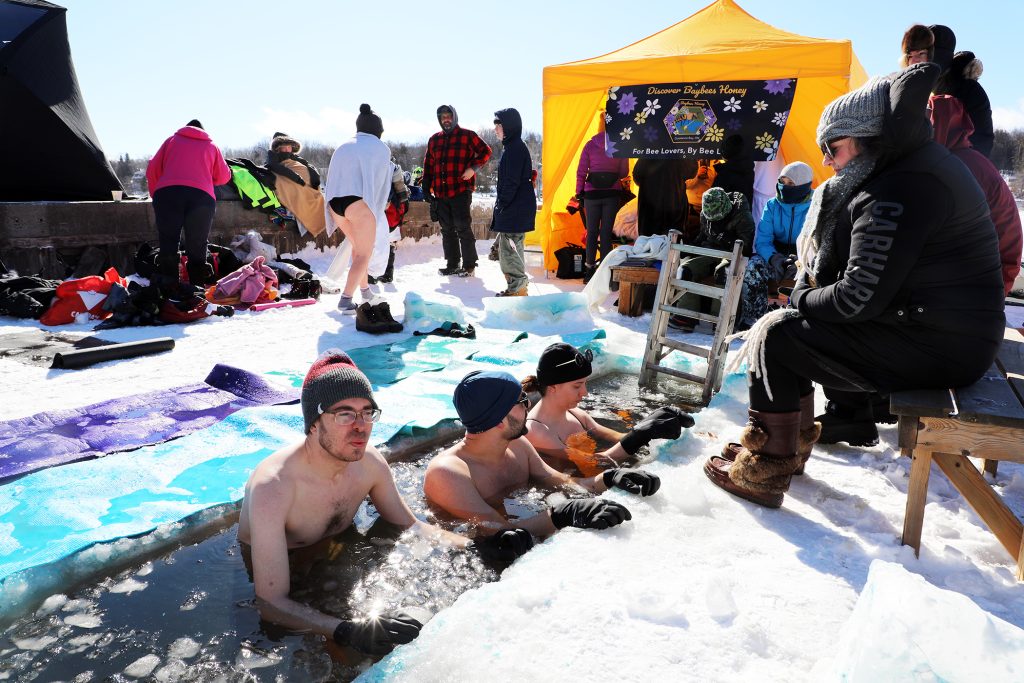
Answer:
[{"left": 821, "top": 560, "right": 1024, "bottom": 681}]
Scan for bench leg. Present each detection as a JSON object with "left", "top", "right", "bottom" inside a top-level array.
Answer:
[
  {"left": 902, "top": 448, "right": 933, "bottom": 557},
  {"left": 932, "top": 452, "right": 1023, "bottom": 572},
  {"left": 984, "top": 459, "right": 999, "bottom": 477},
  {"left": 628, "top": 284, "right": 646, "bottom": 317},
  {"left": 617, "top": 282, "right": 633, "bottom": 316}
]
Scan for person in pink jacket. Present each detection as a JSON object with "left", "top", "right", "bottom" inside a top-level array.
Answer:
[
  {"left": 146, "top": 119, "right": 231, "bottom": 288},
  {"left": 574, "top": 122, "right": 630, "bottom": 282}
]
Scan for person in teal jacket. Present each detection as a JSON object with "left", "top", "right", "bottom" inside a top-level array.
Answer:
[{"left": 737, "top": 161, "right": 813, "bottom": 330}]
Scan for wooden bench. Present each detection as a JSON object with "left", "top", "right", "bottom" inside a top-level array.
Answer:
[
  {"left": 609, "top": 265, "right": 660, "bottom": 317},
  {"left": 890, "top": 327, "right": 1024, "bottom": 580}
]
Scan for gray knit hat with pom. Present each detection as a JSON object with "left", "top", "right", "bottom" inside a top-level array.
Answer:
[
  {"left": 816, "top": 77, "right": 889, "bottom": 148},
  {"left": 301, "top": 351, "right": 378, "bottom": 433}
]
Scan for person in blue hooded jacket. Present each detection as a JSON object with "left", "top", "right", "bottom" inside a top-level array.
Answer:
[
  {"left": 737, "top": 161, "right": 814, "bottom": 329},
  {"left": 491, "top": 108, "right": 537, "bottom": 297}
]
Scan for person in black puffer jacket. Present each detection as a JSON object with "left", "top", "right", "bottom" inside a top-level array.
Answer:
[
  {"left": 491, "top": 108, "right": 537, "bottom": 297},
  {"left": 934, "top": 50, "right": 994, "bottom": 158},
  {"left": 712, "top": 134, "right": 755, "bottom": 207},
  {"left": 704, "top": 64, "right": 1005, "bottom": 509}
]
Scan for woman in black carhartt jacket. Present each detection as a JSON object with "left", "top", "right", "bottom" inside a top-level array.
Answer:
[{"left": 704, "top": 64, "right": 1005, "bottom": 509}]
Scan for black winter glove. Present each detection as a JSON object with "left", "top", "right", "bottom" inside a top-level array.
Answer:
[
  {"left": 332, "top": 609, "right": 425, "bottom": 655},
  {"left": 428, "top": 197, "right": 439, "bottom": 223},
  {"left": 619, "top": 406, "right": 695, "bottom": 456},
  {"left": 550, "top": 498, "right": 632, "bottom": 530},
  {"left": 467, "top": 528, "right": 534, "bottom": 562},
  {"left": 602, "top": 468, "right": 661, "bottom": 496}
]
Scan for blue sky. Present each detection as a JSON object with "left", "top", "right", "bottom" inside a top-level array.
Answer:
[{"left": 51, "top": 0, "right": 1024, "bottom": 157}]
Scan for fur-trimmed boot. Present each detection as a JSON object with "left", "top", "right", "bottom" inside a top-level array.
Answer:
[
  {"left": 704, "top": 409, "right": 802, "bottom": 508},
  {"left": 716, "top": 393, "right": 820, "bottom": 476},
  {"left": 793, "top": 392, "right": 822, "bottom": 475}
]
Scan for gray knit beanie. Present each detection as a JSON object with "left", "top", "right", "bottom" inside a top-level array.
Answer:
[
  {"left": 779, "top": 161, "right": 814, "bottom": 186},
  {"left": 816, "top": 77, "right": 889, "bottom": 149},
  {"left": 301, "top": 351, "right": 378, "bottom": 433}
]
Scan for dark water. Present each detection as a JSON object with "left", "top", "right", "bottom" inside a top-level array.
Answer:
[{"left": 0, "top": 373, "right": 697, "bottom": 682}]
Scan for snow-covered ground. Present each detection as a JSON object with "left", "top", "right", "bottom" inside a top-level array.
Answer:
[{"left": 2, "top": 234, "right": 1024, "bottom": 681}]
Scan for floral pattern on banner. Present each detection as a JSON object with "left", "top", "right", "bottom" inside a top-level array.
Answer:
[{"left": 604, "top": 78, "right": 798, "bottom": 160}]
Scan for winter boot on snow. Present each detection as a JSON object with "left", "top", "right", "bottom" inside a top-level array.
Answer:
[
  {"left": 356, "top": 302, "right": 391, "bottom": 334},
  {"left": 704, "top": 409, "right": 802, "bottom": 508},
  {"left": 718, "top": 392, "right": 821, "bottom": 476},
  {"left": 816, "top": 398, "right": 878, "bottom": 447},
  {"left": 372, "top": 301, "right": 403, "bottom": 333}
]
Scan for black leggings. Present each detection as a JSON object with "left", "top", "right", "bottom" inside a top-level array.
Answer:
[
  {"left": 152, "top": 186, "right": 216, "bottom": 264},
  {"left": 584, "top": 196, "right": 621, "bottom": 266},
  {"left": 747, "top": 317, "right": 996, "bottom": 413}
]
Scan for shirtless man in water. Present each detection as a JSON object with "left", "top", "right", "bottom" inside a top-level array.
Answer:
[
  {"left": 521, "top": 343, "right": 693, "bottom": 472},
  {"left": 238, "top": 353, "right": 531, "bottom": 656},
  {"left": 424, "top": 370, "right": 663, "bottom": 536}
]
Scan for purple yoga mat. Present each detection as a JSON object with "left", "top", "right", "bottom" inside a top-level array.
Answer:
[{"left": 0, "top": 364, "right": 298, "bottom": 482}]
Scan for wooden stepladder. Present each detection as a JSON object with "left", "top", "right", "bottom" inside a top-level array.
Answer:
[{"left": 639, "top": 230, "right": 747, "bottom": 405}]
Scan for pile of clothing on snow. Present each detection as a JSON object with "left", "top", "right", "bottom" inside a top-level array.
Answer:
[{"left": 0, "top": 231, "right": 326, "bottom": 330}]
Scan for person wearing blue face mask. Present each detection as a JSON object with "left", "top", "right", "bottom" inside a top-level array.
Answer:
[{"left": 735, "top": 161, "right": 814, "bottom": 330}]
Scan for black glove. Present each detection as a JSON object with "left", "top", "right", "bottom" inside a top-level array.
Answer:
[
  {"left": 619, "top": 406, "right": 694, "bottom": 455},
  {"left": 428, "top": 197, "right": 439, "bottom": 223},
  {"left": 467, "top": 528, "right": 534, "bottom": 562},
  {"left": 550, "top": 498, "right": 632, "bottom": 530},
  {"left": 333, "top": 609, "right": 425, "bottom": 655},
  {"left": 603, "top": 468, "right": 661, "bottom": 496}
]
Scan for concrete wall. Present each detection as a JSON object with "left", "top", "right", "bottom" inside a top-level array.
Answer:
[{"left": 0, "top": 199, "right": 495, "bottom": 278}]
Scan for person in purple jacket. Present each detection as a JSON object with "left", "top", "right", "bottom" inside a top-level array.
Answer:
[
  {"left": 146, "top": 119, "right": 231, "bottom": 288},
  {"left": 574, "top": 122, "right": 630, "bottom": 282}
]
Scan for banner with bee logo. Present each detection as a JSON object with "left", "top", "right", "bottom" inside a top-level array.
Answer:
[{"left": 603, "top": 79, "right": 798, "bottom": 159}]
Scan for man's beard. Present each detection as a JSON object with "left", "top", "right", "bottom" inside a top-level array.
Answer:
[
  {"left": 504, "top": 414, "right": 529, "bottom": 440},
  {"left": 318, "top": 428, "right": 366, "bottom": 462},
  {"left": 441, "top": 121, "right": 453, "bottom": 132}
]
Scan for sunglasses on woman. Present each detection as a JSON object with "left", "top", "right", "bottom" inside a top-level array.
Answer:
[{"left": 554, "top": 348, "right": 594, "bottom": 368}]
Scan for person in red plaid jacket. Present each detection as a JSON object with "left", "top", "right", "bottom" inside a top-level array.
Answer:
[{"left": 421, "top": 105, "right": 492, "bottom": 276}]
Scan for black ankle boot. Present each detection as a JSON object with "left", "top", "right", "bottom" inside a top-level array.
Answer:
[
  {"left": 377, "top": 245, "right": 396, "bottom": 283},
  {"left": 816, "top": 400, "right": 878, "bottom": 447}
]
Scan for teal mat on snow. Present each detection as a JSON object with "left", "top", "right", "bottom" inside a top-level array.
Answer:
[{"left": 0, "top": 329, "right": 609, "bottom": 602}]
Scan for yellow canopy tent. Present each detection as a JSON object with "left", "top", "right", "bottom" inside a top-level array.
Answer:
[{"left": 534, "top": 0, "right": 868, "bottom": 270}]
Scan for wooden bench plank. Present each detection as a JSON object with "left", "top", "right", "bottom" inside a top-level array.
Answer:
[
  {"left": 954, "top": 369, "right": 1024, "bottom": 428},
  {"left": 610, "top": 265, "right": 660, "bottom": 284},
  {"left": 890, "top": 388, "right": 954, "bottom": 419},
  {"left": 916, "top": 417, "right": 1024, "bottom": 464}
]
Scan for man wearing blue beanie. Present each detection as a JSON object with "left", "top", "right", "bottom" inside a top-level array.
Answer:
[{"left": 425, "top": 370, "right": 663, "bottom": 535}]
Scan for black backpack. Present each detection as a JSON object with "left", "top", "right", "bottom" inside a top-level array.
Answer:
[{"left": 554, "top": 243, "right": 586, "bottom": 279}]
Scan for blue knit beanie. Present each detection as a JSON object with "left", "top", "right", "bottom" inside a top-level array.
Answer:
[{"left": 453, "top": 370, "right": 522, "bottom": 433}]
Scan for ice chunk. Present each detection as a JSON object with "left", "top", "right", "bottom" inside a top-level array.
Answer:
[
  {"left": 153, "top": 659, "right": 188, "bottom": 682},
  {"left": 64, "top": 612, "right": 102, "bottom": 628},
  {"left": 108, "top": 578, "right": 148, "bottom": 594},
  {"left": 168, "top": 637, "right": 201, "bottom": 660},
  {"left": 821, "top": 560, "right": 1024, "bottom": 681},
  {"left": 402, "top": 291, "right": 466, "bottom": 331},
  {"left": 123, "top": 654, "right": 160, "bottom": 678},
  {"left": 37, "top": 593, "right": 68, "bottom": 614},
  {"left": 11, "top": 635, "right": 57, "bottom": 651}
]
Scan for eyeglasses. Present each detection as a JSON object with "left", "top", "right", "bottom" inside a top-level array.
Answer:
[
  {"left": 553, "top": 348, "right": 594, "bottom": 369},
  {"left": 516, "top": 391, "right": 530, "bottom": 410},
  {"left": 322, "top": 408, "right": 382, "bottom": 426},
  {"left": 820, "top": 137, "right": 850, "bottom": 160}
]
